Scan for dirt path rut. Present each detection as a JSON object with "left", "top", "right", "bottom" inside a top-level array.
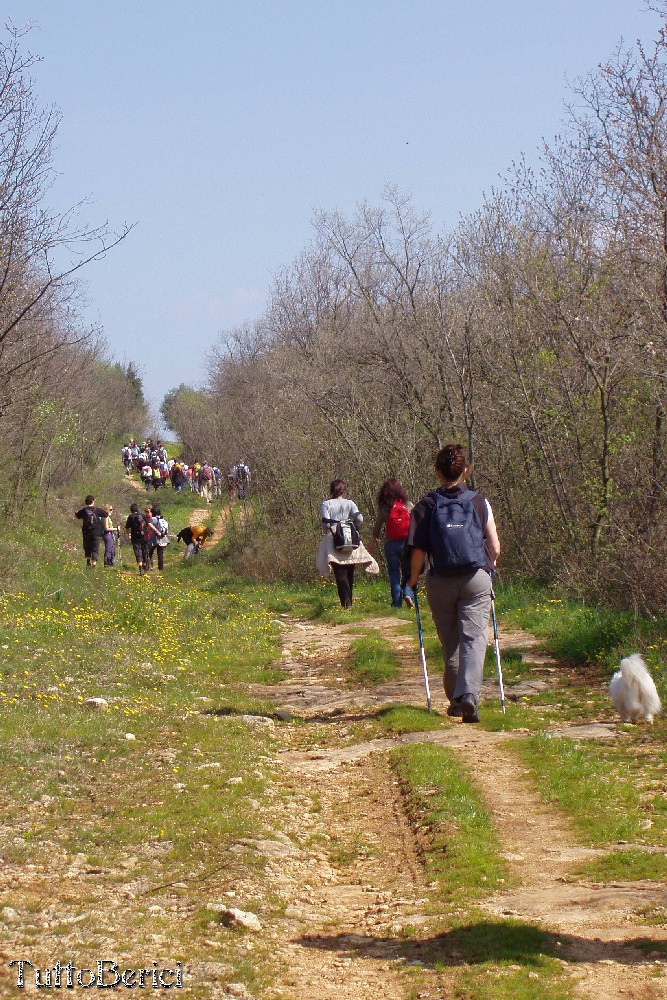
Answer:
[{"left": 258, "top": 615, "right": 666, "bottom": 1000}]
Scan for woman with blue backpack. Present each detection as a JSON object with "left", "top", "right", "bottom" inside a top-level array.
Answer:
[
  {"left": 368, "top": 478, "right": 415, "bottom": 609},
  {"left": 405, "top": 444, "right": 500, "bottom": 723}
]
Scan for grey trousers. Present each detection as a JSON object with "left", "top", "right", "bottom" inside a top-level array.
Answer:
[{"left": 425, "top": 568, "right": 492, "bottom": 705}]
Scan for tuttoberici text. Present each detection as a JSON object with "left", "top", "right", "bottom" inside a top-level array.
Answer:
[{"left": 9, "top": 959, "right": 183, "bottom": 988}]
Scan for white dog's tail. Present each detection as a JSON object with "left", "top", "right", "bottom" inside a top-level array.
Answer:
[{"left": 620, "top": 654, "right": 663, "bottom": 717}]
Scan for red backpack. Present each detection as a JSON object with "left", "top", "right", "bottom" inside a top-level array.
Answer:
[{"left": 385, "top": 500, "right": 410, "bottom": 541}]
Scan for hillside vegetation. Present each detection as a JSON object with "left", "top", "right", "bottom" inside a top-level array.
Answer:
[{"left": 163, "top": 16, "right": 667, "bottom": 618}]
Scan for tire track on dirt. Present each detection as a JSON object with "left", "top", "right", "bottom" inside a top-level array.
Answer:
[
  {"left": 264, "top": 615, "right": 666, "bottom": 1000},
  {"left": 262, "top": 754, "right": 438, "bottom": 1000}
]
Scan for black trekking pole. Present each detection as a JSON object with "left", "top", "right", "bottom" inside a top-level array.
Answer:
[
  {"left": 489, "top": 574, "right": 505, "bottom": 714},
  {"left": 413, "top": 590, "right": 432, "bottom": 713}
]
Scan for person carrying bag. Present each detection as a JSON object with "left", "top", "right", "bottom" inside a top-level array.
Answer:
[{"left": 405, "top": 444, "right": 500, "bottom": 723}]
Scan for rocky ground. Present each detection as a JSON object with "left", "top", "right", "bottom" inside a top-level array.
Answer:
[
  {"left": 0, "top": 586, "right": 664, "bottom": 999},
  {"left": 243, "top": 615, "right": 667, "bottom": 1000}
]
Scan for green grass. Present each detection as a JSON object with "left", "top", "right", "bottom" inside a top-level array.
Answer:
[
  {"left": 484, "top": 646, "right": 530, "bottom": 683},
  {"left": 255, "top": 575, "right": 413, "bottom": 624},
  {"left": 0, "top": 449, "right": 286, "bottom": 995},
  {"left": 570, "top": 848, "right": 667, "bottom": 883},
  {"left": 375, "top": 704, "right": 449, "bottom": 733},
  {"left": 4, "top": 447, "right": 667, "bottom": 997},
  {"left": 434, "top": 917, "right": 577, "bottom": 1000},
  {"left": 391, "top": 744, "right": 511, "bottom": 904},
  {"left": 391, "top": 746, "right": 578, "bottom": 1000},
  {"left": 494, "top": 579, "right": 667, "bottom": 702},
  {"left": 416, "top": 915, "right": 576, "bottom": 997},
  {"left": 512, "top": 733, "right": 667, "bottom": 848},
  {"left": 348, "top": 632, "right": 400, "bottom": 685}
]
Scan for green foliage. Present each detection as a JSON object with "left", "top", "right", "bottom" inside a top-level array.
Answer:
[
  {"left": 391, "top": 744, "right": 510, "bottom": 903},
  {"left": 349, "top": 633, "right": 400, "bottom": 685},
  {"left": 513, "top": 734, "right": 667, "bottom": 847},
  {"left": 571, "top": 849, "right": 667, "bottom": 884}
]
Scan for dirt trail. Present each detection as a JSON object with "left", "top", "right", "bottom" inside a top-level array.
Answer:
[
  {"left": 248, "top": 617, "right": 551, "bottom": 718},
  {"left": 188, "top": 505, "right": 229, "bottom": 545},
  {"left": 260, "top": 754, "right": 433, "bottom": 1000},
  {"left": 262, "top": 614, "right": 667, "bottom": 1000}
]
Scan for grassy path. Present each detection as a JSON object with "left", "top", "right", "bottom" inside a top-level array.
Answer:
[
  {"left": 0, "top": 472, "right": 665, "bottom": 999},
  {"left": 255, "top": 613, "right": 667, "bottom": 1000}
]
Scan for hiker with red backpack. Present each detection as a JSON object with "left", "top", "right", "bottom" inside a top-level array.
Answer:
[{"left": 368, "top": 478, "right": 415, "bottom": 609}]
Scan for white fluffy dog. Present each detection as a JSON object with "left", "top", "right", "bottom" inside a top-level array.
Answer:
[{"left": 609, "top": 654, "right": 662, "bottom": 724}]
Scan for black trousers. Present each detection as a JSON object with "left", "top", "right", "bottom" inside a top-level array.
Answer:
[
  {"left": 332, "top": 563, "right": 355, "bottom": 608},
  {"left": 148, "top": 544, "right": 164, "bottom": 571}
]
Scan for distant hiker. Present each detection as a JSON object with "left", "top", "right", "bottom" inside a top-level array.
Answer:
[
  {"left": 368, "top": 478, "right": 415, "bottom": 609},
  {"left": 146, "top": 504, "right": 169, "bottom": 572},
  {"left": 140, "top": 462, "right": 152, "bottom": 489},
  {"left": 102, "top": 503, "right": 117, "bottom": 567},
  {"left": 317, "top": 479, "right": 378, "bottom": 608},
  {"left": 170, "top": 462, "right": 185, "bottom": 491},
  {"left": 198, "top": 462, "right": 213, "bottom": 503},
  {"left": 125, "top": 502, "right": 149, "bottom": 575},
  {"left": 233, "top": 460, "right": 251, "bottom": 499},
  {"left": 176, "top": 525, "right": 211, "bottom": 559},
  {"left": 405, "top": 444, "right": 500, "bottom": 723},
  {"left": 74, "top": 495, "right": 107, "bottom": 567},
  {"left": 121, "top": 445, "right": 132, "bottom": 475}
]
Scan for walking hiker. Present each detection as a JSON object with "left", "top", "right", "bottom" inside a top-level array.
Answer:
[
  {"left": 146, "top": 505, "right": 169, "bottom": 572},
  {"left": 176, "top": 525, "right": 211, "bottom": 558},
  {"left": 170, "top": 462, "right": 185, "bottom": 491},
  {"left": 405, "top": 444, "right": 500, "bottom": 723},
  {"left": 198, "top": 462, "right": 213, "bottom": 503},
  {"left": 143, "top": 505, "right": 155, "bottom": 569},
  {"left": 102, "top": 503, "right": 117, "bottom": 567},
  {"left": 74, "top": 495, "right": 107, "bottom": 567},
  {"left": 140, "top": 461, "right": 152, "bottom": 490},
  {"left": 368, "top": 478, "right": 415, "bottom": 608},
  {"left": 233, "top": 460, "right": 251, "bottom": 499},
  {"left": 317, "top": 479, "right": 378, "bottom": 608},
  {"left": 125, "top": 502, "right": 149, "bottom": 575}
]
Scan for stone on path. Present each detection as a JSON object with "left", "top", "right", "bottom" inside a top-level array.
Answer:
[
  {"left": 218, "top": 907, "right": 262, "bottom": 931},
  {"left": 83, "top": 697, "right": 108, "bottom": 710}
]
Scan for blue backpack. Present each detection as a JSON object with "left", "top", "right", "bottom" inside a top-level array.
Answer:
[{"left": 429, "top": 489, "right": 486, "bottom": 573}]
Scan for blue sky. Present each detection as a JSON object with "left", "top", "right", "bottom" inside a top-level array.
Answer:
[{"left": 15, "top": 1, "right": 657, "bottom": 419}]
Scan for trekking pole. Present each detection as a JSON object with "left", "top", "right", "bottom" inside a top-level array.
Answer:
[
  {"left": 413, "top": 590, "right": 432, "bottom": 713},
  {"left": 489, "top": 574, "right": 505, "bottom": 714},
  {"left": 116, "top": 528, "right": 122, "bottom": 567}
]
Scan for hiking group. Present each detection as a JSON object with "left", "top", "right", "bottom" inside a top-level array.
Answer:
[
  {"left": 121, "top": 439, "right": 250, "bottom": 504},
  {"left": 318, "top": 443, "right": 500, "bottom": 723},
  {"left": 75, "top": 498, "right": 212, "bottom": 575},
  {"left": 78, "top": 440, "right": 499, "bottom": 722}
]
